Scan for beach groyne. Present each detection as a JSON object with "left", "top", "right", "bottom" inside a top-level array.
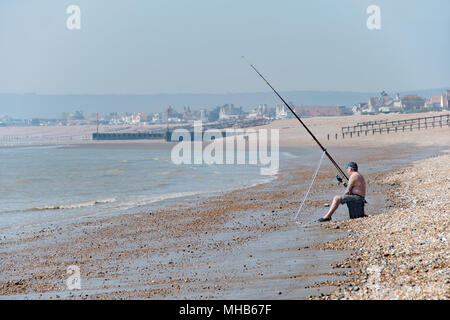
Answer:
[
  {"left": 92, "top": 119, "right": 271, "bottom": 141},
  {"left": 92, "top": 132, "right": 167, "bottom": 141},
  {"left": 330, "top": 114, "right": 450, "bottom": 140}
]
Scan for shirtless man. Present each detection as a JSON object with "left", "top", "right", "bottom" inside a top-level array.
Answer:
[{"left": 318, "top": 162, "right": 366, "bottom": 222}]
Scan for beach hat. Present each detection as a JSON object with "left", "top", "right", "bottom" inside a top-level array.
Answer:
[{"left": 345, "top": 162, "right": 358, "bottom": 171}]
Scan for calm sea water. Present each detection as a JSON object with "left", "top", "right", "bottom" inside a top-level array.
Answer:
[{"left": 0, "top": 144, "right": 289, "bottom": 231}]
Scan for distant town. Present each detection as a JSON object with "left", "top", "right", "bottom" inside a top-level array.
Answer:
[{"left": 1, "top": 89, "right": 449, "bottom": 127}]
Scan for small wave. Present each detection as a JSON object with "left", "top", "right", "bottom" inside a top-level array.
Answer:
[
  {"left": 155, "top": 183, "right": 168, "bottom": 187},
  {"left": 29, "top": 198, "right": 116, "bottom": 211},
  {"left": 280, "top": 151, "right": 299, "bottom": 159},
  {"left": 156, "top": 171, "right": 172, "bottom": 175},
  {"left": 117, "top": 191, "right": 208, "bottom": 210}
]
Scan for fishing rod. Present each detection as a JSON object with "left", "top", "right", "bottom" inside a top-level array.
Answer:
[{"left": 242, "top": 56, "right": 349, "bottom": 181}]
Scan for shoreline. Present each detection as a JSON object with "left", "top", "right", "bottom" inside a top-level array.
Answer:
[
  {"left": 1, "top": 144, "right": 447, "bottom": 299},
  {"left": 0, "top": 115, "right": 448, "bottom": 299}
]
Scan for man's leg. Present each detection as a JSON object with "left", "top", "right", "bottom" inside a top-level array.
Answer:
[{"left": 322, "top": 195, "right": 341, "bottom": 219}]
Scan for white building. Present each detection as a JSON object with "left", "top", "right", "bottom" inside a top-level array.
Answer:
[{"left": 275, "top": 105, "right": 288, "bottom": 119}]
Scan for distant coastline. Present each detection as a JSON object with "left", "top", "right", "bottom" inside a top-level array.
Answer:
[{"left": 1, "top": 88, "right": 448, "bottom": 118}]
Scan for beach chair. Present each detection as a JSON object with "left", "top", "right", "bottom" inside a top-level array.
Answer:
[{"left": 346, "top": 199, "right": 365, "bottom": 219}]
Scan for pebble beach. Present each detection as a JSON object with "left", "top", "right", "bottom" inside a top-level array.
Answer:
[{"left": 311, "top": 152, "right": 449, "bottom": 299}]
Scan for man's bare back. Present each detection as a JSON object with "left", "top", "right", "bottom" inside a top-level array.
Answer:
[{"left": 345, "top": 171, "right": 366, "bottom": 197}]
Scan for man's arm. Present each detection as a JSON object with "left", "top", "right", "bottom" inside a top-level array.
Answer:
[{"left": 344, "top": 174, "right": 355, "bottom": 194}]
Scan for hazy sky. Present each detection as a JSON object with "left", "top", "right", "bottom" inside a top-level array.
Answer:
[{"left": 0, "top": 0, "right": 449, "bottom": 94}]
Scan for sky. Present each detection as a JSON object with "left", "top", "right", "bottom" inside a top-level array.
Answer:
[{"left": 0, "top": 0, "right": 449, "bottom": 94}]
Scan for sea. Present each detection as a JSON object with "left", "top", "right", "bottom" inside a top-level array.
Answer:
[
  {"left": 1, "top": 138, "right": 445, "bottom": 234},
  {"left": 0, "top": 142, "right": 293, "bottom": 231}
]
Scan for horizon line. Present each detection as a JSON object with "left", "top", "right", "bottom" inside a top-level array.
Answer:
[{"left": 0, "top": 87, "right": 448, "bottom": 96}]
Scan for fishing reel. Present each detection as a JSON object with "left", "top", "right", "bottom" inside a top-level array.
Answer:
[{"left": 336, "top": 175, "right": 347, "bottom": 187}]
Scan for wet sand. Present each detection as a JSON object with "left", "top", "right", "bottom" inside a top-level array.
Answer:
[{"left": 0, "top": 114, "right": 449, "bottom": 299}]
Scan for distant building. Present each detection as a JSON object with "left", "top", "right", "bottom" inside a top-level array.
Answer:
[
  {"left": 149, "top": 112, "right": 162, "bottom": 124},
  {"left": 248, "top": 104, "right": 269, "bottom": 120},
  {"left": 444, "top": 91, "right": 449, "bottom": 109},
  {"left": 366, "top": 91, "right": 397, "bottom": 113},
  {"left": 424, "top": 90, "right": 449, "bottom": 110},
  {"left": 400, "top": 94, "right": 426, "bottom": 111},
  {"left": 293, "top": 106, "right": 350, "bottom": 117},
  {"left": 275, "top": 104, "right": 288, "bottom": 119},
  {"left": 392, "top": 93, "right": 403, "bottom": 110},
  {"left": 379, "top": 93, "right": 402, "bottom": 113},
  {"left": 364, "top": 91, "right": 427, "bottom": 113},
  {"left": 425, "top": 95, "right": 444, "bottom": 110},
  {"left": 68, "top": 110, "right": 85, "bottom": 120},
  {"left": 192, "top": 108, "right": 208, "bottom": 122},
  {"left": 367, "top": 97, "right": 380, "bottom": 113},
  {"left": 182, "top": 106, "right": 194, "bottom": 121},
  {"left": 379, "top": 91, "right": 393, "bottom": 108},
  {"left": 219, "top": 104, "right": 243, "bottom": 121},
  {"left": 352, "top": 102, "right": 368, "bottom": 115},
  {"left": 200, "top": 109, "right": 208, "bottom": 121},
  {"left": 132, "top": 113, "right": 148, "bottom": 124}
]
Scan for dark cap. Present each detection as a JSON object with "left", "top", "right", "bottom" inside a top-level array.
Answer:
[{"left": 345, "top": 162, "right": 358, "bottom": 171}]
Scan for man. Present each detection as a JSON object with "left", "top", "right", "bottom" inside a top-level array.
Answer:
[{"left": 318, "top": 162, "right": 366, "bottom": 222}]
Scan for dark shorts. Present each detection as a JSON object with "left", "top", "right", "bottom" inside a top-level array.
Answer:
[{"left": 340, "top": 194, "right": 365, "bottom": 204}]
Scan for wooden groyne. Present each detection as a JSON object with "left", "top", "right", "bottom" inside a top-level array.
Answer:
[
  {"left": 92, "top": 132, "right": 167, "bottom": 140},
  {"left": 92, "top": 119, "right": 271, "bottom": 141},
  {"left": 93, "top": 130, "right": 246, "bottom": 142},
  {"left": 328, "top": 114, "right": 450, "bottom": 140}
]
